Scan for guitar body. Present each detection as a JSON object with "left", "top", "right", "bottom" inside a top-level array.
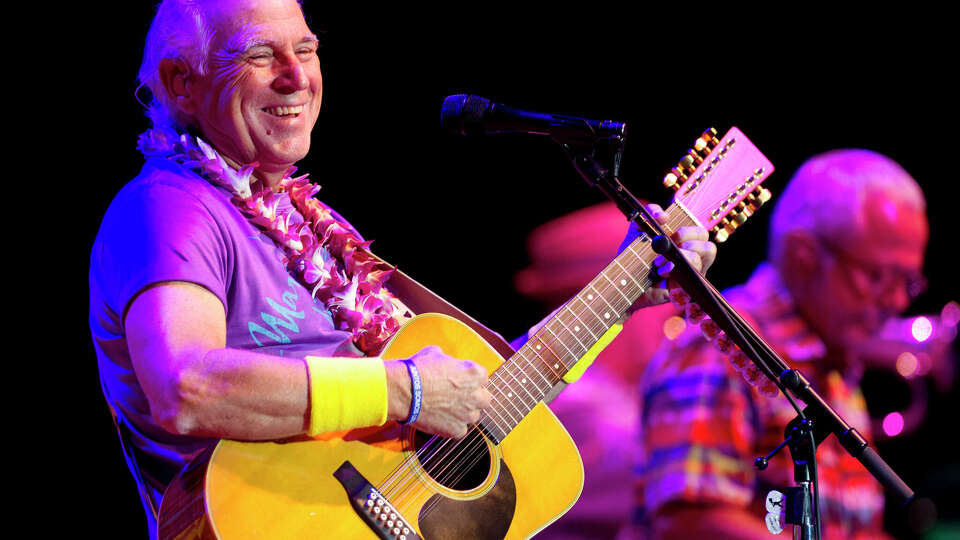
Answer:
[{"left": 159, "top": 313, "right": 584, "bottom": 539}]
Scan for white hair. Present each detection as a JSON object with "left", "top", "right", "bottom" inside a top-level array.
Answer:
[
  {"left": 137, "top": 0, "right": 216, "bottom": 129},
  {"left": 768, "top": 148, "right": 926, "bottom": 265}
]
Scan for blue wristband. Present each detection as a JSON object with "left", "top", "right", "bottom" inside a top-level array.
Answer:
[{"left": 399, "top": 359, "right": 422, "bottom": 425}]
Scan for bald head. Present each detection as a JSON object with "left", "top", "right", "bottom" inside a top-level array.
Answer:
[{"left": 769, "top": 149, "right": 928, "bottom": 268}]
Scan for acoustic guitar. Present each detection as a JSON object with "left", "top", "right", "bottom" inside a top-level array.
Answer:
[{"left": 158, "top": 127, "right": 774, "bottom": 539}]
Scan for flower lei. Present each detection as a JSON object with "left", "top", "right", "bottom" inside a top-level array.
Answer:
[{"left": 137, "top": 127, "right": 411, "bottom": 355}]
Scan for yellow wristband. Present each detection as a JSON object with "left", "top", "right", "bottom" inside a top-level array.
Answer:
[
  {"left": 561, "top": 322, "right": 624, "bottom": 384},
  {"left": 304, "top": 356, "right": 388, "bottom": 436}
]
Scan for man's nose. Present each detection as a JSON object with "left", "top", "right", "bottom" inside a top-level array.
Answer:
[
  {"left": 882, "top": 278, "right": 912, "bottom": 313},
  {"left": 272, "top": 54, "right": 310, "bottom": 93}
]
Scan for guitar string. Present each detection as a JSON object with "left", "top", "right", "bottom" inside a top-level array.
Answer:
[
  {"left": 413, "top": 234, "right": 665, "bottom": 519},
  {"left": 398, "top": 158, "right": 760, "bottom": 513},
  {"left": 374, "top": 210, "right": 685, "bottom": 520},
  {"left": 372, "top": 210, "right": 691, "bottom": 521},
  {"left": 375, "top": 228, "right": 657, "bottom": 499},
  {"left": 396, "top": 246, "right": 674, "bottom": 522},
  {"left": 375, "top": 233, "right": 666, "bottom": 522},
  {"left": 392, "top": 272, "right": 641, "bottom": 520},
  {"left": 369, "top": 256, "right": 639, "bottom": 504},
  {"left": 374, "top": 250, "right": 646, "bottom": 518},
  {"left": 373, "top": 211, "right": 688, "bottom": 522},
  {"left": 419, "top": 189, "right": 741, "bottom": 511}
]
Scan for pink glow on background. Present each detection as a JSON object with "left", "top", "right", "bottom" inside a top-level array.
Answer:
[
  {"left": 883, "top": 412, "right": 905, "bottom": 437},
  {"left": 914, "top": 352, "right": 932, "bottom": 376},
  {"left": 911, "top": 316, "right": 933, "bottom": 342},
  {"left": 942, "top": 301, "right": 960, "bottom": 326},
  {"left": 663, "top": 316, "right": 687, "bottom": 340},
  {"left": 896, "top": 352, "right": 918, "bottom": 378}
]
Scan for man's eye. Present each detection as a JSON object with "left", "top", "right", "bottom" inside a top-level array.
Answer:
[{"left": 245, "top": 49, "right": 273, "bottom": 62}]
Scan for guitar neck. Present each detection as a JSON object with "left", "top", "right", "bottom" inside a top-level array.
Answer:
[
  {"left": 475, "top": 126, "right": 773, "bottom": 444},
  {"left": 478, "top": 204, "right": 697, "bottom": 443}
]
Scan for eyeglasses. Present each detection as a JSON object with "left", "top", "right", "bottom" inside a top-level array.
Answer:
[{"left": 817, "top": 237, "right": 928, "bottom": 301}]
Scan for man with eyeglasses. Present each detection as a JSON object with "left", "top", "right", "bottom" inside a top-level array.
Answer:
[{"left": 629, "top": 149, "right": 927, "bottom": 539}]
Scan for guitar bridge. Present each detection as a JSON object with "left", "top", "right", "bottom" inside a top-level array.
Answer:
[{"left": 333, "top": 460, "right": 422, "bottom": 540}]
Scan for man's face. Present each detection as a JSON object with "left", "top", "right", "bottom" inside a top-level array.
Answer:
[
  {"left": 805, "top": 191, "right": 928, "bottom": 351},
  {"left": 186, "top": 0, "right": 322, "bottom": 174}
]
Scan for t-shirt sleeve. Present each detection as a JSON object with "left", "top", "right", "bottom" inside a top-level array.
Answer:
[
  {"left": 636, "top": 331, "right": 762, "bottom": 516},
  {"left": 92, "top": 180, "right": 231, "bottom": 326}
]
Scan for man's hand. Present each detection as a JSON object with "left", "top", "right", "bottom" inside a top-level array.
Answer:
[
  {"left": 623, "top": 204, "right": 717, "bottom": 311},
  {"left": 385, "top": 346, "right": 493, "bottom": 439}
]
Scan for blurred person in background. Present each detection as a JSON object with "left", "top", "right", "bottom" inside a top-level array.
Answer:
[{"left": 631, "top": 149, "right": 939, "bottom": 539}]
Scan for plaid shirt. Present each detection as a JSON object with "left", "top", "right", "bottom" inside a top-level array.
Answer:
[{"left": 634, "top": 263, "right": 886, "bottom": 538}]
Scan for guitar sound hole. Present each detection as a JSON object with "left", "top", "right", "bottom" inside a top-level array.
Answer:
[{"left": 413, "top": 429, "right": 491, "bottom": 491}]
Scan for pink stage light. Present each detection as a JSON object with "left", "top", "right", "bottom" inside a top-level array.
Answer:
[
  {"left": 882, "top": 412, "right": 904, "bottom": 437},
  {"left": 663, "top": 316, "right": 687, "bottom": 340},
  {"left": 896, "top": 352, "right": 918, "bottom": 378},
  {"left": 911, "top": 316, "right": 933, "bottom": 343},
  {"left": 942, "top": 301, "right": 960, "bottom": 327}
]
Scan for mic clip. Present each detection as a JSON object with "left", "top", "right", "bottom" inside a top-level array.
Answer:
[{"left": 562, "top": 128, "right": 625, "bottom": 189}]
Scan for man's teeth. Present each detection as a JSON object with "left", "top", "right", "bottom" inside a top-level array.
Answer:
[{"left": 264, "top": 105, "right": 304, "bottom": 116}]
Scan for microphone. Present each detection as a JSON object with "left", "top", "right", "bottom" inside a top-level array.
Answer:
[{"left": 441, "top": 94, "right": 626, "bottom": 145}]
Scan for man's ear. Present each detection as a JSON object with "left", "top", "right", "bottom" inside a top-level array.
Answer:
[
  {"left": 778, "top": 230, "right": 820, "bottom": 286},
  {"left": 158, "top": 58, "right": 197, "bottom": 116}
]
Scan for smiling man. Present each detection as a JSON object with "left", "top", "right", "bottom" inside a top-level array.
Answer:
[{"left": 89, "top": 0, "right": 716, "bottom": 537}]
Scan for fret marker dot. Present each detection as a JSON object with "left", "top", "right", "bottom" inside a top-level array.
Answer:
[
  {"left": 508, "top": 392, "right": 513, "bottom": 397},
  {"left": 587, "top": 294, "right": 594, "bottom": 300},
  {"left": 620, "top": 279, "right": 627, "bottom": 286},
  {"left": 521, "top": 378, "right": 526, "bottom": 383},
  {"left": 574, "top": 325, "right": 580, "bottom": 332},
  {"left": 554, "top": 363, "right": 559, "bottom": 369},
  {"left": 604, "top": 312, "right": 611, "bottom": 319},
  {"left": 536, "top": 344, "right": 542, "bottom": 350}
]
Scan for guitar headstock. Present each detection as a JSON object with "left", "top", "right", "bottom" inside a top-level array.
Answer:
[
  {"left": 663, "top": 127, "right": 774, "bottom": 243},
  {"left": 662, "top": 127, "right": 780, "bottom": 397}
]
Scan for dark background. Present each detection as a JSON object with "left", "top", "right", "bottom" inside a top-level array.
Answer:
[{"left": 58, "top": 5, "right": 956, "bottom": 538}]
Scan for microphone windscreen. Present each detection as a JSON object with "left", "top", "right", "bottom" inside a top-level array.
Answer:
[{"left": 440, "top": 94, "right": 491, "bottom": 134}]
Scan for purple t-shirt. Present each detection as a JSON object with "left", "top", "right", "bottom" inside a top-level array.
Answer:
[{"left": 89, "top": 157, "right": 365, "bottom": 501}]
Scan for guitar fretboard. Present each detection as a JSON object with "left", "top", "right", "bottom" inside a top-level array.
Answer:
[{"left": 478, "top": 204, "right": 696, "bottom": 443}]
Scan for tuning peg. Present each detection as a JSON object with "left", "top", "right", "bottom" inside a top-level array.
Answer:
[
  {"left": 746, "top": 187, "right": 772, "bottom": 209},
  {"left": 678, "top": 154, "right": 697, "bottom": 173},
  {"left": 662, "top": 172, "right": 680, "bottom": 191},
  {"left": 699, "top": 127, "right": 719, "bottom": 147},
  {"left": 693, "top": 128, "right": 718, "bottom": 158},
  {"left": 686, "top": 148, "right": 705, "bottom": 167},
  {"left": 745, "top": 190, "right": 764, "bottom": 209},
  {"left": 663, "top": 165, "right": 688, "bottom": 191},
  {"left": 693, "top": 135, "right": 710, "bottom": 153},
  {"left": 712, "top": 217, "right": 737, "bottom": 243}
]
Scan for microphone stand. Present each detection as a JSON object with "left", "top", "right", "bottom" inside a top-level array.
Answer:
[{"left": 558, "top": 132, "right": 915, "bottom": 540}]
